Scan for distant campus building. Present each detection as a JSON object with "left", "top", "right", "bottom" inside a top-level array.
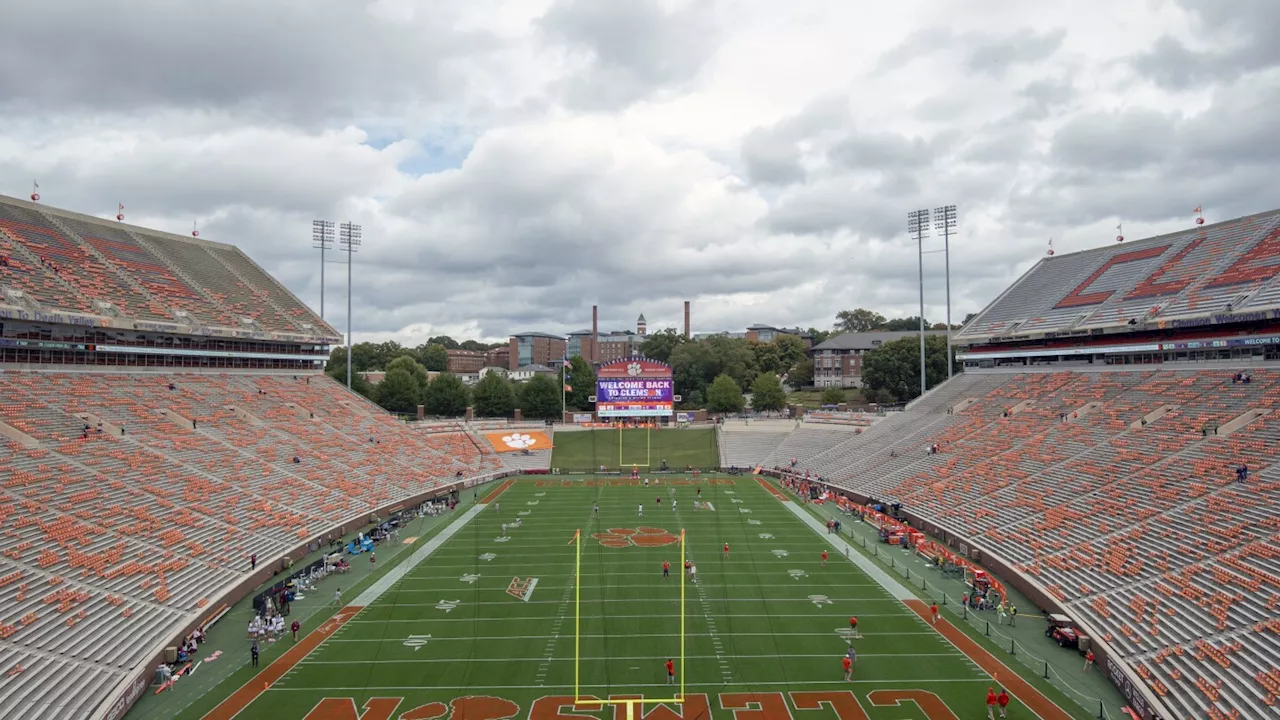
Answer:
[{"left": 810, "top": 330, "right": 945, "bottom": 388}]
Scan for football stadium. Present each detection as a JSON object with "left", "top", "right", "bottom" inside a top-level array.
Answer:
[{"left": 0, "top": 188, "right": 1277, "bottom": 720}]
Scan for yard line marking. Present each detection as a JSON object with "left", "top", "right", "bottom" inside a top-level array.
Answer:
[
  {"left": 354, "top": 596, "right": 903, "bottom": 607},
  {"left": 340, "top": 612, "right": 910, "bottom": 622},
  {"left": 325, "top": 631, "right": 940, "bottom": 641},
  {"left": 298, "top": 652, "right": 963, "bottom": 665},
  {"left": 268, "top": 678, "right": 990, "bottom": 691}
]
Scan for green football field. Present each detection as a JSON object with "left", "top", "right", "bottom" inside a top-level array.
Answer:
[
  {"left": 550, "top": 428, "right": 720, "bottom": 473},
  {"left": 181, "top": 476, "right": 1084, "bottom": 720}
]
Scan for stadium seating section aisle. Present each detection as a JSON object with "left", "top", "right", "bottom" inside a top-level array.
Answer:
[
  {"left": 0, "top": 196, "right": 339, "bottom": 338},
  {"left": 781, "top": 369, "right": 1280, "bottom": 720},
  {"left": 0, "top": 371, "right": 501, "bottom": 719},
  {"left": 959, "top": 210, "right": 1280, "bottom": 339}
]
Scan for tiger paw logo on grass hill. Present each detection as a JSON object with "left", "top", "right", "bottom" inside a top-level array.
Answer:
[
  {"left": 593, "top": 527, "right": 679, "bottom": 548},
  {"left": 501, "top": 433, "right": 536, "bottom": 449}
]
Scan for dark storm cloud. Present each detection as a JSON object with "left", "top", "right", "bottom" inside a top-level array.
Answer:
[
  {"left": 0, "top": 0, "right": 497, "bottom": 124},
  {"left": 1130, "top": 0, "right": 1280, "bottom": 89},
  {"left": 538, "top": 0, "right": 720, "bottom": 110},
  {"left": 1050, "top": 109, "right": 1177, "bottom": 171},
  {"left": 741, "top": 129, "right": 806, "bottom": 186}
]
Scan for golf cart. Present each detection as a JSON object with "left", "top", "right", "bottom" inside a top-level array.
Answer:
[{"left": 1046, "top": 614, "right": 1081, "bottom": 649}]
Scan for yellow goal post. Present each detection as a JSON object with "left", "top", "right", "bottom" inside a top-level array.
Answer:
[{"left": 571, "top": 527, "right": 687, "bottom": 720}]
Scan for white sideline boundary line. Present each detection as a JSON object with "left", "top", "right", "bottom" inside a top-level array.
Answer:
[
  {"left": 352, "top": 505, "right": 485, "bottom": 606},
  {"left": 270, "top": 679, "right": 988, "bottom": 691},
  {"left": 299, "top": 652, "right": 964, "bottom": 665},
  {"left": 778, "top": 499, "right": 917, "bottom": 601}
]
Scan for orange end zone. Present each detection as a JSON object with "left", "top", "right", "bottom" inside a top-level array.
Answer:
[
  {"left": 480, "top": 478, "right": 515, "bottom": 504},
  {"left": 902, "top": 599, "right": 1072, "bottom": 720},
  {"left": 756, "top": 477, "right": 790, "bottom": 501},
  {"left": 201, "top": 605, "right": 363, "bottom": 720}
]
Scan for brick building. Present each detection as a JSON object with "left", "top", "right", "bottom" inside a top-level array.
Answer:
[
  {"left": 810, "top": 330, "right": 945, "bottom": 388},
  {"left": 508, "top": 332, "right": 567, "bottom": 370},
  {"left": 446, "top": 349, "right": 486, "bottom": 374}
]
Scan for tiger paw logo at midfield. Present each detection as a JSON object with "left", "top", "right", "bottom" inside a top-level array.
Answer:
[
  {"left": 593, "top": 527, "right": 679, "bottom": 548},
  {"left": 501, "top": 433, "right": 537, "bottom": 449}
]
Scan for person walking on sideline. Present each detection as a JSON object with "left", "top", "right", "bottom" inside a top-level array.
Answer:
[
  {"left": 251, "top": 640, "right": 260, "bottom": 668},
  {"left": 333, "top": 588, "right": 342, "bottom": 606},
  {"left": 821, "top": 550, "right": 828, "bottom": 567},
  {"left": 842, "top": 654, "right": 852, "bottom": 681},
  {"left": 666, "top": 658, "right": 675, "bottom": 684},
  {"left": 1009, "top": 605, "right": 1018, "bottom": 627},
  {"left": 997, "top": 601, "right": 1007, "bottom": 625},
  {"left": 996, "top": 689, "right": 1010, "bottom": 718},
  {"left": 291, "top": 619, "right": 300, "bottom": 641},
  {"left": 930, "top": 602, "right": 939, "bottom": 624},
  {"left": 1083, "top": 649, "right": 1095, "bottom": 672},
  {"left": 985, "top": 687, "right": 997, "bottom": 720}
]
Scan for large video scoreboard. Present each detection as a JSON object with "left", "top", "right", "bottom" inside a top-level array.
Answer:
[{"left": 594, "top": 357, "right": 674, "bottom": 417}]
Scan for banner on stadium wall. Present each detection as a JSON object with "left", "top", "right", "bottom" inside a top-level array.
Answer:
[
  {"left": 572, "top": 413, "right": 593, "bottom": 424},
  {"left": 484, "top": 431, "right": 554, "bottom": 453},
  {"left": 595, "top": 357, "right": 674, "bottom": 417}
]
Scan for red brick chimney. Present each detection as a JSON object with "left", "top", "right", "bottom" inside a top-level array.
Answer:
[
  {"left": 591, "top": 304, "right": 599, "bottom": 363},
  {"left": 683, "top": 300, "right": 691, "bottom": 339}
]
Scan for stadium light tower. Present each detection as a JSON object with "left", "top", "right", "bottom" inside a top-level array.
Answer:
[
  {"left": 339, "top": 222, "right": 362, "bottom": 391},
  {"left": 908, "top": 209, "right": 930, "bottom": 396},
  {"left": 934, "top": 205, "right": 957, "bottom": 380},
  {"left": 311, "top": 220, "right": 335, "bottom": 320}
]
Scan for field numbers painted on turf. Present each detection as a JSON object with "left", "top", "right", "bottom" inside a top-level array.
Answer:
[
  {"left": 739, "top": 508, "right": 752, "bottom": 514},
  {"left": 788, "top": 569, "right": 808, "bottom": 580},
  {"left": 459, "top": 573, "right": 480, "bottom": 583},
  {"left": 758, "top": 533, "right": 775, "bottom": 540},
  {"left": 518, "top": 510, "right": 531, "bottom": 516},
  {"left": 535, "top": 491, "right": 546, "bottom": 496},
  {"left": 808, "top": 594, "right": 833, "bottom": 606},
  {"left": 731, "top": 498, "right": 744, "bottom": 504},
  {"left": 836, "top": 628, "right": 856, "bottom": 640},
  {"left": 403, "top": 634, "right": 432, "bottom": 651},
  {"left": 435, "top": 599, "right": 461, "bottom": 613},
  {"left": 747, "top": 519, "right": 762, "bottom": 525},
  {"left": 724, "top": 490, "right": 735, "bottom": 494},
  {"left": 772, "top": 549, "right": 789, "bottom": 558},
  {"left": 527, "top": 500, "right": 539, "bottom": 506},
  {"left": 479, "top": 553, "right": 497, "bottom": 562},
  {"left": 494, "top": 536, "right": 511, "bottom": 543}
]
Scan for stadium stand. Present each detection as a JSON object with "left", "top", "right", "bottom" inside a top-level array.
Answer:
[
  {"left": 0, "top": 194, "right": 505, "bottom": 719},
  {"left": 769, "top": 211, "right": 1280, "bottom": 720}
]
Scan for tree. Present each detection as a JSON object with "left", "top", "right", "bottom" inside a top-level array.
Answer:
[
  {"left": 518, "top": 374, "right": 562, "bottom": 420},
  {"left": 821, "top": 387, "right": 846, "bottom": 405},
  {"left": 681, "top": 389, "right": 705, "bottom": 410},
  {"left": 323, "top": 348, "right": 374, "bottom": 398},
  {"left": 472, "top": 372, "right": 516, "bottom": 418},
  {"left": 639, "top": 328, "right": 688, "bottom": 363},
  {"left": 750, "top": 340, "right": 783, "bottom": 377},
  {"left": 962, "top": 312, "right": 978, "bottom": 325},
  {"left": 458, "top": 339, "right": 489, "bottom": 351},
  {"left": 881, "top": 316, "right": 930, "bottom": 332},
  {"left": 423, "top": 373, "right": 470, "bottom": 417},
  {"left": 419, "top": 343, "right": 449, "bottom": 372},
  {"left": 564, "top": 356, "right": 596, "bottom": 411},
  {"left": 773, "top": 335, "right": 808, "bottom": 376},
  {"left": 750, "top": 372, "right": 787, "bottom": 412},
  {"left": 860, "top": 334, "right": 957, "bottom": 403},
  {"left": 386, "top": 355, "right": 430, "bottom": 393},
  {"left": 375, "top": 368, "right": 423, "bottom": 413},
  {"left": 427, "top": 335, "right": 460, "bottom": 350},
  {"left": 806, "top": 327, "right": 833, "bottom": 345},
  {"left": 835, "top": 308, "right": 887, "bottom": 333},
  {"left": 706, "top": 373, "right": 745, "bottom": 414},
  {"left": 787, "top": 358, "right": 814, "bottom": 389}
]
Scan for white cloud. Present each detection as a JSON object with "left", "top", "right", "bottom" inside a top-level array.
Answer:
[{"left": 2, "top": 0, "right": 1277, "bottom": 345}]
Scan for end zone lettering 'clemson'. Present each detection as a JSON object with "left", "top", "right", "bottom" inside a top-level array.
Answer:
[{"left": 592, "top": 527, "right": 679, "bottom": 548}]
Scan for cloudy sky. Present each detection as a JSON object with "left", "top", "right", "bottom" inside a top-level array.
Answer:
[{"left": 2, "top": 0, "right": 1277, "bottom": 344}]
